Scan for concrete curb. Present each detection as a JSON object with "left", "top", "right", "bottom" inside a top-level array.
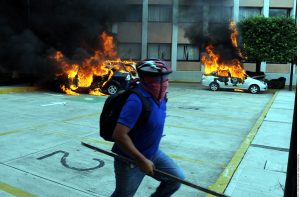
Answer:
[
  {"left": 0, "top": 86, "right": 39, "bottom": 94},
  {"left": 206, "top": 91, "right": 279, "bottom": 197}
]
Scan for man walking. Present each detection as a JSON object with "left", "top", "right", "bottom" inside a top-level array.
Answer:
[{"left": 111, "top": 59, "right": 185, "bottom": 197}]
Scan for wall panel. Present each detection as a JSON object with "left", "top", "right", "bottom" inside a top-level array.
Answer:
[
  {"left": 117, "top": 22, "right": 142, "bottom": 43},
  {"left": 177, "top": 61, "right": 200, "bottom": 71},
  {"left": 270, "top": 0, "right": 294, "bottom": 8},
  {"left": 148, "top": 23, "right": 172, "bottom": 43},
  {"left": 267, "top": 63, "right": 290, "bottom": 73},
  {"left": 240, "top": 0, "right": 263, "bottom": 7}
]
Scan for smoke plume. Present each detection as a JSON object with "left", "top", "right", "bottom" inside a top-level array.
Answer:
[
  {"left": 0, "top": 0, "right": 129, "bottom": 83},
  {"left": 181, "top": 1, "right": 241, "bottom": 61}
]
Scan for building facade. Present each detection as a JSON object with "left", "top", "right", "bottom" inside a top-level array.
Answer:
[{"left": 113, "top": 0, "right": 297, "bottom": 84}]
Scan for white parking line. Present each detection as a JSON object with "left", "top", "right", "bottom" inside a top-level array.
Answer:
[
  {"left": 41, "top": 102, "right": 66, "bottom": 106},
  {"left": 84, "top": 97, "right": 94, "bottom": 101},
  {"left": 44, "top": 93, "right": 63, "bottom": 96}
]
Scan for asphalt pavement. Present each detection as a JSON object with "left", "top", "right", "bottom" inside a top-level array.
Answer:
[{"left": 0, "top": 83, "right": 295, "bottom": 197}]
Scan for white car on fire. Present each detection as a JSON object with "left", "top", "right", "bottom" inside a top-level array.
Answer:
[{"left": 201, "top": 73, "right": 268, "bottom": 94}]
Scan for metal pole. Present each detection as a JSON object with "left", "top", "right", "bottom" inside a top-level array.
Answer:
[
  {"left": 141, "top": 0, "right": 148, "bottom": 59},
  {"left": 81, "top": 142, "right": 230, "bottom": 197}
]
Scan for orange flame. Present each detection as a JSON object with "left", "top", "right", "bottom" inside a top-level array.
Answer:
[
  {"left": 201, "top": 21, "right": 246, "bottom": 81},
  {"left": 101, "top": 32, "right": 117, "bottom": 58},
  {"left": 89, "top": 88, "right": 107, "bottom": 96},
  {"left": 229, "top": 21, "right": 246, "bottom": 59},
  {"left": 53, "top": 51, "right": 63, "bottom": 61},
  {"left": 50, "top": 32, "right": 136, "bottom": 95},
  {"left": 229, "top": 21, "right": 238, "bottom": 48},
  {"left": 60, "top": 85, "right": 79, "bottom": 96}
]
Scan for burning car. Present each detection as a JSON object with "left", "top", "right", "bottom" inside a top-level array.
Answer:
[
  {"left": 100, "top": 70, "right": 134, "bottom": 95},
  {"left": 201, "top": 22, "right": 267, "bottom": 94},
  {"left": 201, "top": 72, "right": 268, "bottom": 94},
  {"left": 50, "top": 32, "right": 138, "bottom": 96},
  {"left": 55, "top": 60, "right": 137, "bottom": 95},
  {"left": 82, "top": 62, "right": 137, "bottom": 95}
]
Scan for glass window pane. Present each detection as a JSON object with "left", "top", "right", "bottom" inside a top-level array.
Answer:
[
  {"left": 177, "top": 45, "right": 200, "bottom": 61},
  {"left": 117, "top": 43, "right": 141, "bottom": 60},
  {"left": 239, "top": 7, "right": 261, "bottom": 20},
  {"left": 179, "top": 6, "right": 203, "bottom": 23},
  {"left": 269, "top": 8, "right": 289, "bottom": 17},
  {"left": 122, "top": 5, "right": 142, "bottom": 22},
  {"left": 149, "top": 5, "right": 172, "bottom": 22},
  {"left": 209, "top": 6, "right": 232, "bottom": 23},
  {"left": 147, "top": 44, "right": 171, "bottom": 60}
]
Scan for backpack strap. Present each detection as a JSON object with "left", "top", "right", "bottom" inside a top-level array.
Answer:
[{"left": 128, "top": 88, "right": 152, "bottom": 129}]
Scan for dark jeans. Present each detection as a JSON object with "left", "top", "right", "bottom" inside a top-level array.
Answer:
[{"left": 111, "top": 149, "right": 185, "bottom": 197}]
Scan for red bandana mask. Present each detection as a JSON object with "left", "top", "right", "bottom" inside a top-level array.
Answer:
[{"left": 141, "top": 75, "right": 168, "bottom": 103}]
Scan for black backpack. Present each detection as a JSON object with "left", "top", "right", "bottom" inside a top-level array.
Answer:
[{"left": 99, "top": 88, "right": 152, "bottom": 142}]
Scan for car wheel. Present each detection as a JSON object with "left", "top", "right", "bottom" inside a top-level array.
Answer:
[
  {"left": 249, "top": 84, "right": 260, "bottom": 94},
  {"left": 209, "top": 82, "right": 219, "bottom": 91},
  {"left": 106, "top": 83, "right": 119, "bottom": 95}
]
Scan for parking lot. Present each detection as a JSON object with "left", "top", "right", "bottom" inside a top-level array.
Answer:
[{"left": 0, "top": 83, "right": 285, "bottom": 197}]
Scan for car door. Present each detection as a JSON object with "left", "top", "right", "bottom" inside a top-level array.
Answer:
[{"left": 238, "top": 77, "right": 251, "bottom": 90}]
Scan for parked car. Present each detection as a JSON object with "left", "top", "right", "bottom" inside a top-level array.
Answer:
[
  {"left": 246, "top": 71, "right": 266, "bottom": 81},
  {"left": 100, "top": 62, "right": 137, "bottom": 95},
  {"left": 90, "top": 69, "right": 133, "bottom": 95},
  {"left": 201, "top": 73, "right": 268, "bottom": 94},
  {"left": 266, "top": 77, "right": 286, "bottom": 89},
  {"left": 55, "top": 62, "right": 137, "bottom": 95}
]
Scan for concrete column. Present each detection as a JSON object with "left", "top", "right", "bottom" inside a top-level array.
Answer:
[
  {"left": 111, "top": 23, "right": 118, "bottom": 34},
  {"left": 263, "top": 0, "right": 269, "bottom": 17},
  {"left": 141, "top": 0, "right": 148, "bottom": 59},
  {"left": 202, "top": 5, "right": 209, "bottom": 74},
  {"left": 290, "top": 0, "right": 297, "bottom": 17},
  {"left": 290, "top": 0, "right": 297, "bottom": 86},
  {"left": 290, "top": 63, "right": 296, "bottom": 74},
  {"left": 260, "top": 61, "right": 267, "bottom": 72},
  {"left": 293, "top": 63, "right": 296, "bottom": 74},
  {"left": 171, "top": 0, "right": 178, "bottom": 71},
  {"left": 201, "top": 64, "right": 205, "bottom": 73},
  {"left": 233, "top": 0, "right": 239, "bottom": 22},
  {"left": 202, "top": 5, "right": 209, "bottom": 37},
  {"left": 262, "top": 0, "right": 269, "bottom": 72}
]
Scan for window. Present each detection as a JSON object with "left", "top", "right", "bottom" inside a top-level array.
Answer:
[
  {"left": 209, "top": 6, "right": 232, "bottom": 23},
  {"left": 269, "top": 8, "right": 289, "bottom": 17},
  {"left": 117, "top": 43, "right": 141, "bottom": 60},
  {"left": 179, "top": 6, "right": 203, "bottom": 23},
  {"left": 148, "top": 5, "right": 172, "bottom": 22},
  {"left": 147, "top": 44, "right": 171, "bottom": 60},
  {"left": 122, "top": 5, "right": 142, "bottom": 22},
  {"left": 177, "top": 45, "right": 200, "bottom": 61},
  {"left": 239, "top": 7, "right": 261, "bottom": 20}
]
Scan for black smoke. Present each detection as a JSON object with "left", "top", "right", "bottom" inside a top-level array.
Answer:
[
  {"left": 181, "top": 2, "right": 242, "bottom": 61},
  {"left": 0, "top": 0, "right": 129, "bottom": 84}
]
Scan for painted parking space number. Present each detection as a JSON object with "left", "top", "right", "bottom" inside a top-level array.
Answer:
[{"left": 37, "top": 150, "right": 105, "bottom": 171}]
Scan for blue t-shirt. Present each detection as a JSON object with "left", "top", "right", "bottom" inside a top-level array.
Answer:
[{"left": 111, "top": 85, "right": 166, "bottom": 159}]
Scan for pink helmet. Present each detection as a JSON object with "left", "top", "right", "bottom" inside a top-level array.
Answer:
[{"left": 136, "top": 59, "right": 172, "bottom": 76}]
